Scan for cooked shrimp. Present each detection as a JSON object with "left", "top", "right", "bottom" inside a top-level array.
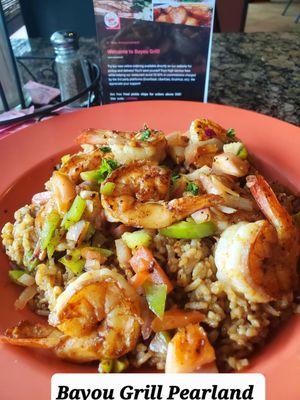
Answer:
[
  {"left": 165, "top": 324, "right": 216, "bottom": 373},
  {"left": 101, "top": 161, "right": 223, "bottom": 229},
  {"left": 76, "top": 128, "right": 113, "bottom": 146},
  {"left": 77, "top": 126, "right": 167, "bottom": 165},
  {"left": 185, "top": 119, "right": 225, "bottom": 168},
  {"left": 166, "top": 131, "right": 189, "bottom": 164},
  {"left": 80, "top": 190, "right": 105, "bottom": 230},
  {"left": 50, "top": 171, "right": 76, "bottom": 214},
  {"left": 1, "top": 269, "right": 141, "bottom": 362},
  {"left": 212, "top": 153, "right": 249, "bottom": 177},
  {"left": 215, "top": 174, "right": 299, "bottom": 302},
  {"left": 190, "top": 169, "right": 255, "bottom": 212},
  {"left": 189, "top": 118, "right": 228, "bottom": 143},
  {"left": 59, "top": 148, "right": 104, "bottom": 183}
]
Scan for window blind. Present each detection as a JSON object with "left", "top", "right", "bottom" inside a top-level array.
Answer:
[{"left": 1, "top": 0, "right": 20, "bottom": 21}]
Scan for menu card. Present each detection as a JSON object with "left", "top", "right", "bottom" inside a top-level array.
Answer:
[{"left": 93, "top": 1, "right": 215, "bottom": 103}]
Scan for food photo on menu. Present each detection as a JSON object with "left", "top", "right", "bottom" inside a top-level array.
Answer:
[{"left": 0, "top": 0, "right": 299, "bottom": 400}]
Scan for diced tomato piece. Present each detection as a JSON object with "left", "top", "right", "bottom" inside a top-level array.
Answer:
[
  {"left": 129, "top": 246, "right": 173, "bottom": 293},
  {"left": 130, "top": 270, "right": 151, "bottom": 289}
]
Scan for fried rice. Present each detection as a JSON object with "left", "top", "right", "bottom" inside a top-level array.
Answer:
[{"left": 1, "top": 119, "right": 299, "bottom": 373}]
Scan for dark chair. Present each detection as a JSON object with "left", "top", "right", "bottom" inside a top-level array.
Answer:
[{"left": 19, "top": 0, "right": 96, "bottom": 38}]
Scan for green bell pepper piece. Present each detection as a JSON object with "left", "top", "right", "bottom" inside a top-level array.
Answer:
[
  {"left": 62, "top": 195, "right": 86, "bottom": 229},
  {"left": 160, "top": 221, "right": 216, "bottom": 239},
  {"left": 98, "top": 359, "right": 113, "bottom": 373},
  {"left": 100, "top": 182, "right": 115, "bottom": 196},
  {"left": 47, "top": 230, "right": 63, "bottom": 259},
  {"left": 80, "top": 169, "right": 102, "bottom": 182},
  {"left": 113, "top": 358, "right": 129, "bottom": 373},
  {"left": 9, "top": 270, "right": 26, "bottom": 285},
  {"left": 144, "top": 283, "right": 167, "bottom": 319},
  {"left": 40, "top": 211, "right": 61, "bottom": 250},
  {"left": 237, "top": 145, "right": 248, "bottom": 160},
  {"left": 59, "top": 250, "right": 85, "bottom": 275},
  {"left": 122, "top": 230, "right": 152, "bottom": 249}
]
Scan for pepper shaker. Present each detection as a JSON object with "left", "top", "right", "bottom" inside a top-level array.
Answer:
[{"left": 50, "top": 30, "right": 90, "bottom": 107}]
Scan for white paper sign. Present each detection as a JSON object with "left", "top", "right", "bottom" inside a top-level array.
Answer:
[{"left": 52, "top": 373, "right": 265, "bottom": 400}]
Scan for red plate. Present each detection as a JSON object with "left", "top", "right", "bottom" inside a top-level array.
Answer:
[{"left": 0, "top": 101, "right": 299, "bottom": 400}]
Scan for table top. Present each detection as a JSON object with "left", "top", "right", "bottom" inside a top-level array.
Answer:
[{"left": 12, "top": 32, "right": 300, "bottom": 125}]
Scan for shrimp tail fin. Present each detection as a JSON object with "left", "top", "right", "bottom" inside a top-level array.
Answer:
[
  {"left": 76, "top": 129, "right": 111, "bottom": 145},
  {"left": 247, "top": 174, "right": 296, "bottom": 240},
  {"left": 0, "top": 321, "right": 63, "bottom": 349},
  {"left": 247, "top": 174, "right": 299, "bottom": 293},
  {"left": 168, "top": 194, "right": 223, "bottom": 220}
]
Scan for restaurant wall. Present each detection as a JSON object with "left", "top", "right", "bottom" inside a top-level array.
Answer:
[{"left": 19, "top": 0, "right": 96, "bottom": 38}]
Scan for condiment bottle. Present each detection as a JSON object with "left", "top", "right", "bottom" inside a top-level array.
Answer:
[{"left": 50, "top": 30, "right": 89, "bottom": 106}]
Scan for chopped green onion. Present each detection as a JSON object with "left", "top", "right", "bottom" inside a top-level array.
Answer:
[
  {"left": 160, "top": 221, "right": 216, "bottom": 239},
  {"left": 140, "top": 127, "right": 151, "bottom": 141},
  {"left": 237, "top": 145, "right": 248, "bottom": 160},
  {"left": 100, "top": 146, "right": 111, "bottom": 153},
  {"left": 62, "top": 195, "right": 86, "bottom": 229},
  {"left": 97, "top": 159, "right": 119, "bottom": 183},
  {"left": 186, "top": 182, "right": 199, "bottom": 195},
  {"left": 171, "top": 174, "right": 181, "bottom": 183},
  {"left": 23, "top": 250, "right": 39, "bottom": 272},
  {"left": 144, "top": 282, "right": 167, "bottom": 319},
  {"left": 40, "top": 211, "right": 61, "bottom": 250},
  {"left": 8, "top": 270, "right": 26, "bottom": 285},
  {"left": 100, "top": 182, "right": 115, "bottom": 196},
  {"left": 226, "top": 128, "right": 236, "bottom": 138},
  {"left": 98, "top": 359, "right": 113, "bottom": 373},
  {"left": 141, "top": 131, "right": 151, "bottom": 141},
  {"left": 61, "top": 154, "right": 71, "bottom": 164},
  {"left": 113, "top": 358, "right": 129, "bottom": 373},
  {"left": 59, "top": 251, "right": 85, "bottom": 275},
  {"left": 122, "top": 230, "right": 152, "bottom": 249}
]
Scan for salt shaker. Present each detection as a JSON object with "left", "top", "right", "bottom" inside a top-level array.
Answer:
[{"left": 50, "top": 31, "right": 89, "bottom": 106}]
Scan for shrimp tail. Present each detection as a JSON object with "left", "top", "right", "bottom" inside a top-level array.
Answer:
[
  {"left": 168, "top": 194, "right": 223, "bottom": 220},
  {"left": 247, "top": 174, "right": 298, "bottom": 242},
  {"left": 76, "top": 128, "right": 111, "bottom": 145},
  {"left": 247, "top": 174, "right": 299, "bottom": 293},
  {"left": 0, "top": 321, "right": 63, "bottom": 349}
]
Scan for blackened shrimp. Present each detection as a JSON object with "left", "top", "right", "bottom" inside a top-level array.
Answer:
[
  {"left": 76, "top": 126, "right": 167, "bottom": 165},
  {"left": 101, "top": 161, "right": 223, "bottom": 229},
  {"left": 1, "top": 269, "right": 141, "bottom": 362}
]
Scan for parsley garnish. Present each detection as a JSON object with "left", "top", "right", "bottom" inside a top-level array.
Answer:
[
  {"left": 100, "top": 146, "right": 111, "bottom": 153},
  {"left": 141, "top": 129, "right": 151, "bottom": 141},
  {"left": 98, "top": 159, "right": 118, "bottom": 182},
  {"left": 171, "top": 174, "right": 181, "bottom": 183},
  {"left": 226, "top": 128, "right": 236, "bottom": 138},
  {"left": 186, "top": 182, "right": 199, "bottom": 196}
]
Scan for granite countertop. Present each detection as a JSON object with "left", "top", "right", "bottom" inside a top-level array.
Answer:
[{"left": 12, "top": 32, "right": 300, "bottom": 125}]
